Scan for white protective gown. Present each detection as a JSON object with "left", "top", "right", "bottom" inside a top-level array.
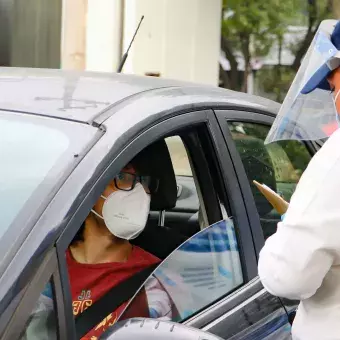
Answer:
[{"left": 258, "top": 128, "right": 340, "bottom": 340}]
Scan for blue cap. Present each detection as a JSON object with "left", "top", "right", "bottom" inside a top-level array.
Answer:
[{"left": 301, "top": 21, "right": 340, "bottom": 94}]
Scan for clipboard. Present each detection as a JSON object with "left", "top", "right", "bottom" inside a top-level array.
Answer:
[{"left": 253, "top": 180, "right": 289, "bottom": 215}]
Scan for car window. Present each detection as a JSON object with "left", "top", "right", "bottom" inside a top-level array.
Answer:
[
  {"left": 115, "top": 126, "right": 247, "bottom": 326},
  {"left": 227, "top": 121, "right": 312, "bottom": 239},
  {"left": 120, "top": 218, "right": 243, "bottom": 322},
  {"left": 20, "top": 279, "right": 57, "bottom": 339},
  {"left": 66, "top": 122, "right": 232, "bottom": 338}
]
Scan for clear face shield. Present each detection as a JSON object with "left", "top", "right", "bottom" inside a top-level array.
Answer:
[{"left": 265, "top": 20, "right": 340, "bottom": 144}]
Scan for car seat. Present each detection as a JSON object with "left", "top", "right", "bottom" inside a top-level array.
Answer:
[{"left": 131, "top": 140, "right": 187, "bottom": 259}]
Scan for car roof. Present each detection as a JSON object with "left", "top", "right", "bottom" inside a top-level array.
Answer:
[{"left": 0, "top": 67, "right": 280, "bottom": 123}]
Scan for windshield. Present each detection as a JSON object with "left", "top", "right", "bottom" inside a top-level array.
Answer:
[
  {"left": 0, "top": 111, "right": 97, "bottom": 244},
  {"left": 1, "top": 117, "right": 69, "bottom": 234}
]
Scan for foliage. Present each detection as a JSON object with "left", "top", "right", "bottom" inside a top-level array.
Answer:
[
  {"left": 222, "top": 0, "right": 298, "bottom": 56},
  {"left": 256, "top": 66, "right": 295, "bottom": 102},
  {"left": 220, "top": 0, "right": 333, "bottom": 94}
]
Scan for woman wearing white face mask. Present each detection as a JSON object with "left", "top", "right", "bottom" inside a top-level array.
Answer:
[{"left": 61, "top": 163, "right": 172, "bottom": 339}]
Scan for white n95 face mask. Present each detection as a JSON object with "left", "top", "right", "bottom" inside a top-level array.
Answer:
[{"left": 91, "top": 183, "right": 151, "bottom": 240}]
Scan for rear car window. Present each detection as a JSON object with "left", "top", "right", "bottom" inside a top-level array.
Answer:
[
  {"left": 227, "top": 121, "right": 312, "bottom": 239},
  {"left": 0, "top": 111, "right": 97, "bottom": 245}
]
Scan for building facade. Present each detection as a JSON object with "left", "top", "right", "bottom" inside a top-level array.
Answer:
[{"left": 0, "top": 0, "right": 222, "bottom": 86}]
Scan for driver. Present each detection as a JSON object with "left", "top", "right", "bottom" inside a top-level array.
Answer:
[
  {"left": 68, "top": 162, "right": 172, "bottom": 338},
  {"left": 23, "top": 162, "right": 172, "bottom": 340}
]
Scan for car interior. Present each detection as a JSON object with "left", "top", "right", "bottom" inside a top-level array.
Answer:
[{"left": 131, "top": 137, "right": 201, "bottom": 259}]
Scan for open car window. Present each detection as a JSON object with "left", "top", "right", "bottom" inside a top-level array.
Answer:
[{"left": 119, "top": 218, "right": 243, "bottom": 323}]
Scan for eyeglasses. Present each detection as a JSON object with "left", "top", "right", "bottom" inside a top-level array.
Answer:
[{"left": 114, "top": 172, "right": 159, "bottom": 194}]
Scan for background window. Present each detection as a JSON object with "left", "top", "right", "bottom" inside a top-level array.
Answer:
[
  {"left": 165, "top": 136, "right": 193, "bottom": 176},
  {"left": 164, "top": 136, "right": 203, "bottom": 236},
  {"left": 228, "top": 121, "right": 312, "bottom": 239}
]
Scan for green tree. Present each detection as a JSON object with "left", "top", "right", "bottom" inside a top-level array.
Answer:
[
  {"left": 221, "top": 0, "right": 298, "bottom": 92},
  {"left": 290, "top": 0, "right": 333, "bottom": 71},
  {"left": 221, "top": 0, "right": 333, "bottom": 97}
]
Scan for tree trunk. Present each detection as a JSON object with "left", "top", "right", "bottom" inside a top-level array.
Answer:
[
  {"left": 291, "top": 0, "right": 332, "bottom": 71},
  {"left": 291, "top": 28, "right": 314, "bottom": 71},
  {"left": 240, "top": 34, "right": 250, "bottom": 93},
  {"left": 219, "top": 63, "right": 231, "bottom": 88},
  {"left": 276, "top": 34, "right": 283, "bottom": 102},
  {"left": 332, "top": 0, "right": 340, "bottom": 18},
  {"left": 220, "top": 35, "right": 239, "bottom": 90}
]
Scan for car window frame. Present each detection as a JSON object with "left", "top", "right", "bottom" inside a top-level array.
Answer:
[
  {"left": 208, "top": 110, "right": 258, "bottom": 280},
  {"left": 215, "top": 109, "right": 316, "bottom": 254},
  {"left": 179, "top": 130, "right": 222, "bottom": 226},
  {"left": 55, "top": 108, "right": 257, "bottom": 337},
  {"left": 2, "top": 247, "right": 67, "bottom": 340},
  {"left": 120, "top": 110, "right": 262, "bottom": 326}
]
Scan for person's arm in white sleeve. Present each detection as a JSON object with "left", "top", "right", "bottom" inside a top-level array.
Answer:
[
  {"left": 145, "top": 275, "right": 172, "bottom": 319},
  {"left": 258, "top": 131, "right": 340, "bottom": 300}
]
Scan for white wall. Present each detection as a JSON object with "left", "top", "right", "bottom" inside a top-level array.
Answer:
[
  {"left": 84, "top": 0, "right": 222, "bottom": 85},
  {"left": 61, "top": 0, "right": 87, "bottom": 70},
  {"left": 86, "top": 0, "right": 123, "bottom": 72},
  {"left": 123, "top": 0, "right": 222, "bottom": 85}
]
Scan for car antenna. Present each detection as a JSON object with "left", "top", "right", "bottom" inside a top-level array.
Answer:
[{"left": 117, "top": 15, "right": 144, "bottom": 73}]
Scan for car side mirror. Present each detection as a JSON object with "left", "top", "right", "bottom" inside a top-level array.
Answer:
[{"left": 100, "top": 318, "right": 223, "bottom": 340}]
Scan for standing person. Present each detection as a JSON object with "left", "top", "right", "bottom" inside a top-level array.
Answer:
[{"left": 258, "top": 20, "right": 340, "bottom": 340}]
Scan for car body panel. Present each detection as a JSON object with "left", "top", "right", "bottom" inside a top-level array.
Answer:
[
  {"left": 187, "top": 279, "right": 291, "bottom": 340},
  {"left": 0, "top": 68, "right": 280, "bottom": 125}
]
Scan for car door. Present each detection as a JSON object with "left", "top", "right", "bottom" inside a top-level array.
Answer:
[{"left": 114, "top": 110, "right": 292, "bottom": 340}]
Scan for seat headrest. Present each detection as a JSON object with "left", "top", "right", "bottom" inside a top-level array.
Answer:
[
  {"left": 234, "top": 137, "right": 276, "bottom": 216},
  {"left": 131, "top": 140, "right": 177, "bottom": 211}
]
